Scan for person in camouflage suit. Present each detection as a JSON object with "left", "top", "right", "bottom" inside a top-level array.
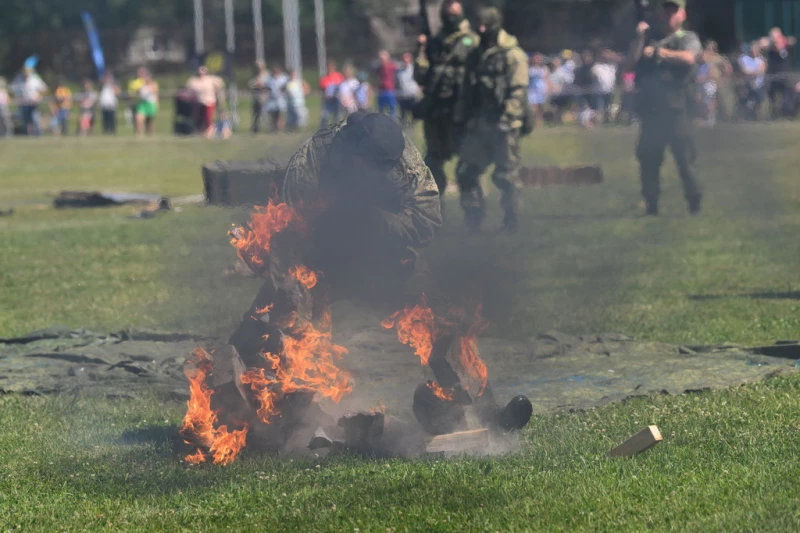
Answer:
[
  {"left": 414, "top": 0, "right": 479, "bottom": 208},
  {"left": 455, "top": 7, "right": 529, "bottom": 232},
  {"left": 230, "top": 111, "right": 442, "bottom": 365},
  {"left": 629, "top": 0, "right": 702, "bottom": 215}
]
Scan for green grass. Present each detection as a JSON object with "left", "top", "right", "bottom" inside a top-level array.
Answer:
[{"left": 2, "top": 123, "right": 800, "bottom": 530}]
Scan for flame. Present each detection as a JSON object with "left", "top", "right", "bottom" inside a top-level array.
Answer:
[
  {"left": 241, "top": 305, "right": 353, "bottom": 424},
  {"left": 381, "top": 297, "right": 437, "bottom": 366},
  {"left": 255, "top": 304, "right": 274, "bottom": 315},
  {"left": 180, "top": 348, "right": 249, "bottom": 465},
  {"left": 384, "top": 299, "right": 491, "bottom": 397},
  {"left": 289, "top": 265, "right": 318, "bottom": 289},
  {"left": 426, "top": 381, "right": 454, "bottom": 401},
  {"left": 229, "top": 199, "right": 300, "bottom": 270}
]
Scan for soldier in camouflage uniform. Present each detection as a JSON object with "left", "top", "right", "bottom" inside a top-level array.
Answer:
[
  {"left": 630, "top": 0, "right": 702, "bottom": 215},
  {"left": 230, "top": 111, "right": 442, "bottom": 364},
  {"left": 455, "top": 7, "right": 529, "bottom": 232},
  {"left": 414, "top": 0, "right": 479, "bottom": 208}
]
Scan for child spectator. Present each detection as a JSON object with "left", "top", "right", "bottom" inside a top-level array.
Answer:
[
  {"left": 79, "top": 79, "right": 98, "bottom": 136},
  {"left": 265, "top": 64, "right": 289, "bottom": 133},
  {"left": 528, "top": 52, "right": 550, "bottom": 129},
  {"left": 738, "top": 42, "right": 767, "bottom": 120},
  {"left": 52, "top": 79, "right": 72, "bottom": 136},
  {"left": 396, "top": 52, "right": 420, "bottom": 127},
  {"left": 285, "top": 70, "right": 310, "bottom": 131},
  {"left": 98, "top": 72, "right": 120, "bottom": 134},
  {"left": 337, "top": 64, "right": 360, "bottom": 115},
  {"left": 375, "top": 50, "right": 397, "bottom": 118},
  {"left": 355, "top": 71, "right": 372, "bottom": 111},
  {"left": 135, "top": 70, "right": 159, "bottom": 136},
  {"left": 591, "top": 49, "right": 618, "bottom": 124},
  {"left": 249, "top": 61, "right": 270, "bottom": 133},
  {"left": 319, "top": 61, "right": 344, "bottom": 128}
]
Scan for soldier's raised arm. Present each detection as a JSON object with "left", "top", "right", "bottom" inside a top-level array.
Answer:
[{"left": 414, "top": 35, "right": 432, "bottom": 87}]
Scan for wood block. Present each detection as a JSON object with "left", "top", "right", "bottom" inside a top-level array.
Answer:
[
  {"left": 609, "top": 425, "right": 663, "bottom": 457},
  {"left": 425, "top": 428, "right": 489, "bottom": 454}
]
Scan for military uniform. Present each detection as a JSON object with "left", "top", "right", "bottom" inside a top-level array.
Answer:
[
  {"left": 456, "top": 10, "right": 529, "bottom": 231},
  {"left": 230, "top": 113, "right": 442, "bottom": 364},
  {"left": 414, "top": 18, "right": 479, "bottom": 198},
  {"left": 635, "top": 24, "right": 703, "bottom": 214}
]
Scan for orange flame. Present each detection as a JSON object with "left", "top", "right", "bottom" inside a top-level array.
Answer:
[
  {"left": 289, "top": 265, "right": 318, "bottom": 289},
  {"left": 241, "top": 306, "right": 353, "bottom": 424},
  {"left": 180, "top": 348, "right": 249, "bottom": 465},
  {"left": 255, "top": 304, "right": 274, "bottom": 315},
  {"left": 384, "top": 300, "right": 491, "bottom": 398},
  {"left": 229, "top": 199, "right": 300, "bottom": 270},
  {"left": 426, "top": 381, "right": 454, "bottom": 401},
  {"left": 381, "top": 297, "right": 437, "bottom": 366}
]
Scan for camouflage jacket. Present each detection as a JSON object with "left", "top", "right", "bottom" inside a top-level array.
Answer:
[
  {"left": 464, "top": 30, "right": 529, "bottom": 131},
  {"left": 414, "top": 20, "right": 479, "bottom": 122},
  {"left": 281, "top": 117, "right": 442, "bottom": 254}
]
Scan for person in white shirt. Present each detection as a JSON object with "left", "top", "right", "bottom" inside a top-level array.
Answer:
[
  {"left": 528, "top": 52, "right": 550, "bottom": 129},
  {"left": 98, "top": 72, "right": 120, "bottom": 134},
  {"left": 738, "top": 42, "right": 767, "bottom": 120},
  {"left": 590, "top": 49, "right": 618, "bottom": 123},
  {"left": 337, "top": 64, "right": 360, "bottom": 115},
  {"left": 0, "top": 77, "right": 10, "bottom": 137},
  {"left": 20, "top": 67, "right": 47, "bottom": 136},
  {"left": 285, "top": 70, "right": 310, "bottom": 131},
  {"left": 396, "top": 52, "right": 421, "bottom": 127},
  {"left": 265, "top": 65, "right": 289, "bottom": 132}
]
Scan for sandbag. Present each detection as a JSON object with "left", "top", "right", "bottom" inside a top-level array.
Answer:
[{"left": 202, "top": 160, "right": 286, "bottom": 206}]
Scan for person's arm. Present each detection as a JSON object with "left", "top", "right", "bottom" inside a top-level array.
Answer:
[
  {"left": 414, "top": 35, "right": 431, "bottom": 86},
  {"left": 624, "top": 21, "right": 650, "bottom": 71},
  {"left": 500, "top": 48, "right": 530, "bottom": 132},
  {"left": 656, "top": 32, "right": 701, "bottom": 66}
]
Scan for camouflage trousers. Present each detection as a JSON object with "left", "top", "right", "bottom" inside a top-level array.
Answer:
[
  {"left": 636, "top": 112, "right": 701, "bottom": 205},
  {"left": 455, "top": 119, "right": 522, "bottom": 228},
  {"left": 423, "top": 116, "right": 464, "bottom": 196}
]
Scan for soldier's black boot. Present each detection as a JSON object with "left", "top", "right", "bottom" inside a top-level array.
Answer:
[
  {"left": 688, "top": 195, "right": 702, "bottom": 215},
  {"left": 645, "top": 200, "right": 659, "bottom": 216},
  {"left": 501, "top": 210, "right": 518, "bottom": 233},
  {"left": 464, "top": 208, "right": 483, "bottom": 233}
]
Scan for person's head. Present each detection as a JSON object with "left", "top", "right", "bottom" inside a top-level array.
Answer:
[
  {"left": 561, "top": 49, "right": 574, "bottom": 62},
  {"left": 255, "top": 60, "right": 267, "bottom": 73},
  {"left": 704, "top": 40, "right": 718, "bottom": 54},
  {"left": 478, "top": 7, "right": 503, "bottom": 44},
  {"left": 83, "top": 79, "right": 93, "bottom": 90},
  {"left": 289, "top": 69, "right": 300, "bottom": 80},
  {"left": 581, "top": 49, "right": 594, "bottom": 65},
  {"left": 198, "top": 65, "right": 208, "bottom": 77},
  {"left": 750, "top": 41, "right": 762, "bottom": 58},
  {"left": 344, "top": 63, "right": 356, "bottom": 78},
  {"left": 530, "top": 52, "right": 543, "bottom": 66},
  {"left": 327, "top": 60, "right": 338, "bottom": 73},
  {"left": 23, "top": 67, "right": 33, "bottom": 79},
  {"left": 440, "top": 0, "right": 465, "bottom": 31},
  {"left": 769, "top": 27, "right": 784, "bottom": 42},
  {"left": 661, "top": 0, "right": 687, "bottom": 34},
  {"left": 551, "top": 57, "right": 562, "bottom": 69},
  {"left": 142, "top": 69, "right": 152, "bottom": 82},
  {"left": 137, "top": 66, "right": 147, "bottom": 79},
  {"left": 273, "top": 64, "right": 284, "bottom": 75},
  {"left": 378, "top": 50, "right": 391, "bottom": 63},
  {"left": 328, "top": 111, "right": 406, "bottom": 191},
  {"left": 102, "top": 71, "right": 113, "bottom": 83},
  {"left": 403, "top": 52, "right": 413, "bottom": 65},
  {"left": 357, "top": 71, "right": 368, "bottom": 83}
]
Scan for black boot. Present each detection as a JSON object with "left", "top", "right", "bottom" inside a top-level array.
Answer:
[
  {"left": 645, "top": 200, "right": 659, "bottom": 216},
  {"left": 688, "top": 195, "right": 702, "bottom": 215},
  {"left": 501, "top": 210, "right": 518, "bottom": 233},
  {"left": 464, "top": 208, "right": 483, "bottom": 233}
]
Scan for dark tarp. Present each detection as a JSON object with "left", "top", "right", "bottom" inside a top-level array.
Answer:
[{"left": 2, "top": 318, "right": 798, "bottom": 413}]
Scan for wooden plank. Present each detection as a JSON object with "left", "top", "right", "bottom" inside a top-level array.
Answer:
[
  {"left": 425, "top": 428, "right": 489, "bottom": 453},
  {"left": 609, "top": 425, "right": 663, "bottom": 457}
]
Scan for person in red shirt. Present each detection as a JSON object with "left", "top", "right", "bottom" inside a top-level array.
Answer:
[
  {"left": 375, "top": 50, "right": 398, "bottom": 118},
  {"left": 319, "top": 60, "right": 344, "bottom": 128}
]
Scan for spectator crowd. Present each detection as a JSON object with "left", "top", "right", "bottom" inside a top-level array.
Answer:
[{"left": 1, "top": 26, "right": 799, "bottom": 139}]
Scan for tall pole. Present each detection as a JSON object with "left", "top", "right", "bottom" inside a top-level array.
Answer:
[
  {"left": 225, "top": 0, "right": 239, "bottom": 125},
  {"left": 314, "top": 0, "right": 327, "bottom": 77},
  {"left": 194, "top": 0, "right": 205, "bottom": 56},
  {"left": 283, "top": 0, "right": 302, "bottom": 74},
  {"left": 253, "top": 0, "right": 265, "bottom": 64}
]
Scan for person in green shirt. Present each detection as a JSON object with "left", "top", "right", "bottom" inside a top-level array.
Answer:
[{"left": 627, "top": 0, "right": 703, "bottom": 216}]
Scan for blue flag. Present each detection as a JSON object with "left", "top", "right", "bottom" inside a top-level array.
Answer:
[{"left": 81, "top": 11, "right": 106, "bottom": 78}]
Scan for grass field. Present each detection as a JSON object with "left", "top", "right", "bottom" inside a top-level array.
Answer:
[{"left": 2, "top": 123, "right": 800, "bottom": 530}]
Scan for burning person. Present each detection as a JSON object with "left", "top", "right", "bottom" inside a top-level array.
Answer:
[{"left": 229, "top": 110, "right": 442, "bottom": 367}]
